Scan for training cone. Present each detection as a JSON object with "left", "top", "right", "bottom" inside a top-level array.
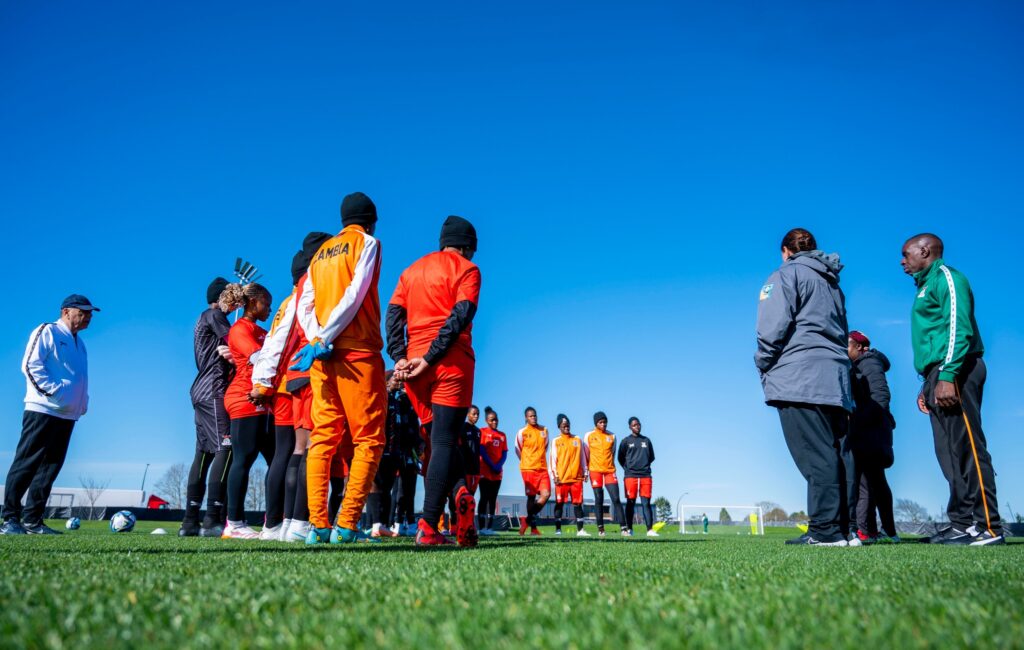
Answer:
[
  {"left": 797, "top": 523, "right": 808, "bottom": 533},
  {"left": 652, "top": 521, "right": 666, "bottom": 532}
]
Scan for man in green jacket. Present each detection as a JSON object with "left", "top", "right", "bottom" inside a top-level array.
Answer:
[{"left": 901, "top": 233, "right": 1003, "bottom": 546}]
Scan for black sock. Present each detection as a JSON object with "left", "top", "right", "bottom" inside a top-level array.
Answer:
[
  {"left": 202, "top": 447, "right": 231, "bottom": 527},
  {"left": 575, "top": 504, "right": 585, "bottom": 531},
  {"left": 328, "top": 477, "right": 345, "bottom": 525},
  {"left": 184, "top": 449, "right": 214, "bottom": 524}
]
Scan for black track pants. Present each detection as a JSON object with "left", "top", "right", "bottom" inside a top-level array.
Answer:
[
  {"left": 777, "top": 402, "right": 849, "bottom": 541},
  {"left": 3, "top": 411, "right": 74, "bottom": 523},
  {"left": 925, "top": 357, "right": 1000, "bottom": 532}
]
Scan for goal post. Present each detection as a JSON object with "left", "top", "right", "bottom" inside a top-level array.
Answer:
[{"left": 676, "top": 502, "right": 764, "bottom": 536}]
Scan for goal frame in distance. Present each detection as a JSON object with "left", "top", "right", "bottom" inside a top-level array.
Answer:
[{"left": 676, "top": 502, "right": 765, "bottom": 535}]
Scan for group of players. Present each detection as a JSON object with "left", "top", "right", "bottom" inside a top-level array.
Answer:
[{"left": 183, "top": 192, "right": 658, "bottom": 548}]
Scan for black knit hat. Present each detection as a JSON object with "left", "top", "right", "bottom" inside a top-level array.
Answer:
[
  {"left": 439, "top": 215, "right": 477, "bottom": 251},
  {"left": 556, "top": 413, "right": 570, "bottom": 428},
  {"left": 291, "top": 231, "right": 333, "bottom": 284},
  {"left": 207, "top": 277, "right": 229, "bottom": 304},
  {"left": 593, "top": 411, "right": 608, "bottom": 426},
  {"left": 341, "top": 192, "right": 377, "bottom": 227}
]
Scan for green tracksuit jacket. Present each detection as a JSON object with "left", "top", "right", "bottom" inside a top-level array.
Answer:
[{"left": 911, "top": 258, "right": 984, "bottom": 382}]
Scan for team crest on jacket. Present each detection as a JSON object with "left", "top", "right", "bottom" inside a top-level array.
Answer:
[
  {"left": 917, "top": 288, "right": 926, "bottom": 298},
  {"left": 572, "top": 440, "right": 578, "bottom": 447},
  {"left": 606, "top": 436, "right": 612, "bottom": 443},
  {"left": 760, "top": 284, "right": 774, "bottom": 301}
]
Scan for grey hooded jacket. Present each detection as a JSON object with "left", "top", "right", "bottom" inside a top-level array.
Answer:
[{"left": 755, "top": 250, "right": 853, "bottom": 411}]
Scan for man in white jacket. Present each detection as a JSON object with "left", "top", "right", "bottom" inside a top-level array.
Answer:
[{"left": 1, "top": 294, "right": 98, "bottom": 535}]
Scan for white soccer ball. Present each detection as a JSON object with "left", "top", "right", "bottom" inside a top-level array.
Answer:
[
  {"left": 109, "top": 510, "right": 137, "bottom": 533},
  {"left": 151, "top": 528, "right": 167, "bottom": 535},
  {"left": 65, "top": 517, "right": 81, "bottom": 530}
]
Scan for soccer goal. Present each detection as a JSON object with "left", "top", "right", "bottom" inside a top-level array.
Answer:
[{"left": 677, "top": 502, "right": 764, "bottom": 536}]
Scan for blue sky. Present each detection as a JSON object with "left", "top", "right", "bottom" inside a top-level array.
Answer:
[{"left": 2, "top": 2, "right": 1021, "bottom": 518}]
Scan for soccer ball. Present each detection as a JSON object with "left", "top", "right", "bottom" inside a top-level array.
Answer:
[
  {"left": 109, "top": 510, "right": 137, "bottom": 533},
  {"left": 65, "top": 517, "right": 81, "bottom": 530}
]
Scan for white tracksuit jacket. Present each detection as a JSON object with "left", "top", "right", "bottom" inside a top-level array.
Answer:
[{"left": 22, "top": 320, "right": 89, "bottom": 421}]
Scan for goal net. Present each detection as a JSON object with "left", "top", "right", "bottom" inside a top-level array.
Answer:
[{"left": 677, "top": 503, "right": 764, "bottom": 535}]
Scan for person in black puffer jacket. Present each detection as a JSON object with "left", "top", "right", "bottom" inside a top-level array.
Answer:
[{"left": 848, "top": 331, "right": 898, "bottom": 543}]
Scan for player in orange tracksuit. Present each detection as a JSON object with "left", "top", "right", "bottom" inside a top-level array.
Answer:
[
  {"left": 584, "top": 411, "right": 625, "bottom": 537},
  {"left": 515, "top": 406, "right": 550, "bottom": 535},
  {"left": 550, "top": 414, "right": 589, "bottom": 537},
  {"left": 251, "top": 233, "right": 333, "bottom": 542},
  {"left": 291, "top": 192, "right": 387, "bottom": 545},
  {"left": 386, "top": 215, "right": 481, "bottom": 548}
]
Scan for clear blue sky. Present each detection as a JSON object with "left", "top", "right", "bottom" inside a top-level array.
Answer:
[{"left": 2, "top": 2, "right": 1021, "bottom": 518}]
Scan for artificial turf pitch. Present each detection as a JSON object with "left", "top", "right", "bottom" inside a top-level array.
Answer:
[{"left": 1, "top": 521, "right": 1021, "bottom": 649}]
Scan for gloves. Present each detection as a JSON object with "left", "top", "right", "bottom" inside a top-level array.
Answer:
[
  {"left": 289, "top": 339, "right": 333, "bottom": 371},
  {"left": 216, "top": 345, "right": 233, "bottom": 362}
]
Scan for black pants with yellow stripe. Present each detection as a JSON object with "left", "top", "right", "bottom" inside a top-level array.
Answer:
[{"left": 925, "top": 356, "right": 1001, "bottom": 533}]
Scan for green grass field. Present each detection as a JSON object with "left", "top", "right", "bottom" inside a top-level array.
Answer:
[{"left": 2, "top": 520, "right": 1021, "bottom": 649}]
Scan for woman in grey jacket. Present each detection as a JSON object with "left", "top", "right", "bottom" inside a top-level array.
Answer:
[{"left": 756, "top": 229, "right": 853, "bottom": 546}]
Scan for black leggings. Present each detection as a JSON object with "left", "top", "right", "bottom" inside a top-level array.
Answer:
[
  {"left": 626, "top": 496, "right": 653, "bottom": 530},
  {"left": 264, "top": 425, "right": 295, "bottom": 528},
  {"left": 421, "top": 407, "right": 468, "bottom": 526},
  {"left": 478, "top": 477, "right": 501, "bottom": 528},
  {"left": 395, "top": 463, "right": 418, "bottom": 525},
  {"left": 594, "top": 482, "right": 624, "bottom": 528},
  {"left": 185, "top": 447, "right": 230, "bottom": 524},
  {"left": 856, "top": 458, "right": 896, "bottom": 537},
  {"left": 226, "top": 414, "right": 273, "bottom": 522}
]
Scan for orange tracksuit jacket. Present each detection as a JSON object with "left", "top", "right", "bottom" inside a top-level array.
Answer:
[
  {"left": 516, "top": 424, "right": 549, "bottom": 472},
  {"left": 584, "top": 429, "right": 616, "bottom": 475},
  {"left": 295, "top": 224, "right": 386, "bottom": 530},
  {"left": 551, "top": 433, "right": 586, "bottom": 484}
]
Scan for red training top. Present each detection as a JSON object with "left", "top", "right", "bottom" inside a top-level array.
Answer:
[
  {"left": 224, "top": 318, "right": 267, "bottom": 419},
  {"left": 389, "top": 250, "right": 481, "bottom": 359},
  {"left": 479, "top": 427, "right": 508, "bottom": 481}
]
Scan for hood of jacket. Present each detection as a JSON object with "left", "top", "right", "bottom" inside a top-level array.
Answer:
[
  {"left": 855, "top": 348, "right": 891, "bottom": 373},
  {"left": 789, "top": 250, "right": 843, "bottom": 280}
]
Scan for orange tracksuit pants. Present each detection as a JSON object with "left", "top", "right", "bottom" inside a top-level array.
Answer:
[{"left": 307, "top": 350, "right": 386, "bottom": 530}]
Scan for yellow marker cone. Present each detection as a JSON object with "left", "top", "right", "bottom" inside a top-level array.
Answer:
[{"left": 652, "top": 521, "right": 666, "bottom": 532}]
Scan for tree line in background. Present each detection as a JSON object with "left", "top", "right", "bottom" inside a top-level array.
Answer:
[{"left": 152, "top": 463, "right": 266, "bottom": 512}]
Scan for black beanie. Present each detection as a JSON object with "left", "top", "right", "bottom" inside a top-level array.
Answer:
[
  {"left": 439, "top": 215, "right": 477, "bottom": 251},
  {"left": 207, "top": 277, "right": 229, "bottom": 304},
  {"left": 593, "top": 411, "right": 608, "bottom": 426},
  {"left": 291, "top": 232, "right": 333, "bottom": 284},
  {"left": 341, "top": 192, "right": 377, "bottom": 227},
  {"left": 556, "top": 413, "right": 570, "bottom": 428}
]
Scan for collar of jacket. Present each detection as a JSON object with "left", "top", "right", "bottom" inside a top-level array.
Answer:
[{"left": 912, "top": 257, "right": 945, "bottom": 288}]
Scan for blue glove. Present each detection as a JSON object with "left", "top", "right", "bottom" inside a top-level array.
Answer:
[{"left": 289, "top": 340, "right": 333, "bottom": 371}]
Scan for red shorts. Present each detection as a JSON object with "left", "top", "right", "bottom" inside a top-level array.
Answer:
[
  {"left": 521, "top": 469, "right": 551, "bottom": 497},
  {"left": 625, "top": 477, "right": 652, "bottom": 500},
  {"left": 273, "top": 392, "right": 293, "bottom": 427},
  {"left": 590, "top": 471, "right": 618, "bottom": 488},
  {"left": 464, "top": 474, "right": 480, "bottom": 494},
  {"left": 290, "top": 383, "right": 313, "bottom": 431},
  {"left": 404, "top": 347, "right": 475, "bottom": 424},
  {"left": 555, "top": 482, "right": 583, "bottom": 505}
]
